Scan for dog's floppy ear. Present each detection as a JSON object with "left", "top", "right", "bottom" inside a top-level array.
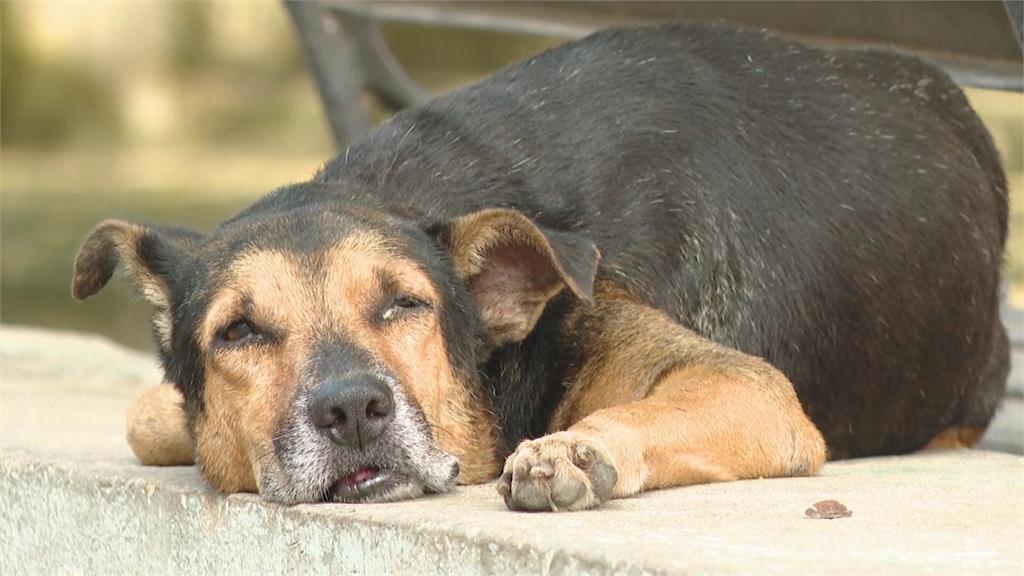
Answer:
[
  {"left": 433, "top": 209, "right": 600, "bottom": 345},
  {"left": 72, "top": 219, "right": 200, "bottom": 347}
]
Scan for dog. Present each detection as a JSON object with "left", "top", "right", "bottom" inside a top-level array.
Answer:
[{"left": 72, "top": 22, "right": 1008, "bottom": 511}]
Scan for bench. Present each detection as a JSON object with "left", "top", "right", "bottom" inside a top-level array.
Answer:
[{"left": 284, "top": 0, "right": 1023, "bottom": 148}]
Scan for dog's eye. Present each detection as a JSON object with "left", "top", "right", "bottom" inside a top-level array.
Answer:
[
  {"left": 219, "top": 320, "right": 255, "bottom": 343},
  {"left": 380, "top": 295, "right": 430, "bottom": 322}
]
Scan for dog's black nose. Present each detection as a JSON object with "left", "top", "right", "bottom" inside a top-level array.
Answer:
[{"left": 309, "top": 375, "right": 395, "bottom": 448}]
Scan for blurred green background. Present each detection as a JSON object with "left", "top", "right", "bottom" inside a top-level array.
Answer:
[{"left": 1, "top": 2, "right": 1021, "bottom": 352}]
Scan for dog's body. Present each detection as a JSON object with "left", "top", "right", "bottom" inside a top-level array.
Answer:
[{"left": 75, "top": 23, "right": 1007, "bottom": 511}]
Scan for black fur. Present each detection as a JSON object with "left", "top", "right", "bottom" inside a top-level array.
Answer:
[{"left": 129, "top": 23, "right": 1008, "bottom": 458}]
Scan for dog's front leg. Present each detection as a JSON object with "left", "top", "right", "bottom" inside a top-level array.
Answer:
[
  {"left": 497, "top": 294, "right": 826, "bottom": 511},
  {"left": 126, "top": 384, "right": 194, "bottom": 466}
]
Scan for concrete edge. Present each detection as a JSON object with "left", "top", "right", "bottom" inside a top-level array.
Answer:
[{"left": 0, "top": 450, "right": 660, "bottom": 576}]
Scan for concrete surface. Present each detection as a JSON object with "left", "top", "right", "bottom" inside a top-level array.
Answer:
[
  {"left": 981, "top": 307, "right": 1024, "bottom": 454},
  {"left": 2, "top": 325, "right": 1023, "bottom": 575}
]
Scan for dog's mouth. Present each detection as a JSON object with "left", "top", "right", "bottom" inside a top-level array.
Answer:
[
  {"left": 328, "top": 466, "right": 390, "bottom": 502},
  {"left": 319, "top": 457, "right": 457, "bottom": 503},
  {"left": 261, "top": 450, "right": 458, "bottom": 504}
]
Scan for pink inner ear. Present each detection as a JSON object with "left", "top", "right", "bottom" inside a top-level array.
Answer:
[{"left": 468, "top": 245, "right": 563, "bottom": 341}]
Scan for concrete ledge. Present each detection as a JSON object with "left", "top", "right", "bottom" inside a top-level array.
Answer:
[{"left": 2, "top": 326, "right": 1023, "bottom": 575}]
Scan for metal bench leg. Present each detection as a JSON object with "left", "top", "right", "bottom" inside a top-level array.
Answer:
[
  {"left": 335, "top": 11, "right": 431, "bottom": 111},
  {"left": 284, "top": 0, "right": 372, "bottom": 148}
]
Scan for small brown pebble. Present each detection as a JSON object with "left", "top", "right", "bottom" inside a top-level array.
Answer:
[{"left": 804, "top": 499, "right": 852, "bottom": 519}]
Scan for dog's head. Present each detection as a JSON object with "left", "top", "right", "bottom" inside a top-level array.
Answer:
[{"left": 71, "top": 183, "right": 598, "bottom": 503}]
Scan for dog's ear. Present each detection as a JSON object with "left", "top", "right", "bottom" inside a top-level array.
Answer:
[
  {"left": 72, "top": 219, "right": 200, "bottom": 347},
  {"left": 432, "top": 209, "right": 600, "bottom": 345}
]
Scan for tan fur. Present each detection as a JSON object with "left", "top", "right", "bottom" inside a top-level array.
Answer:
[
  {"left": 548, "top": 287, "right": 683, "bottom": 431},
  {"left": 541, "top": 285, "right": 826, "bottom": 498},
  {"left": 192, "top": 234, "right": 499, "bottom": 493},
  {"left": 923, "top": 426, "right": 984, "bottom": 450},
  {"left": 375, "top": 317, "right": 499, "bottom": 483},
  {"left": 193, "top": 250, "right": 310, "bottom": 492},
  {"left": 126, "top": 384, "right": 193, "bottom": 466}
]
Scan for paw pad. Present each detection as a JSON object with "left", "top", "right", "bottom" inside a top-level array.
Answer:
[{"left": 495, "top": 433, "right": 618, "bottom": 512}]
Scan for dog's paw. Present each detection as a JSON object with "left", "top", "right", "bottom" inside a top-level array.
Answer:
[{"left": 495, "top": 432, "right": 617, "bottom": 512}]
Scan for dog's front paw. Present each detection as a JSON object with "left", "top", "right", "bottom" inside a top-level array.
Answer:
[{"left": 496, "top": 432, "right": 617, "bottom": 512}]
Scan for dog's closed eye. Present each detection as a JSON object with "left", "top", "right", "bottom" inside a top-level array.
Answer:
[{"left": 379, "top": 295, "right": 431, "bottom": 323}]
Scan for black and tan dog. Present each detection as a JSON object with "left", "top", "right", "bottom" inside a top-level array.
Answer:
[{"left": 72, "top": 23, "right": 1008, "bottom": 511}]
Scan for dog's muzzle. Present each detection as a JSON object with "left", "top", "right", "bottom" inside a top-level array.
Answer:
[{"left": 258, "top": 374, "right": 459, "bottom": 504}]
